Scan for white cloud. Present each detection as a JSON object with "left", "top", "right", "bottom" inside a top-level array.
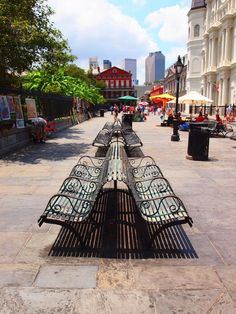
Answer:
[
  {"left": 144, "top": 5, "right": 189, "bottom": 44},
  {"left": 131, "top": 0, "right": 147, "bottom": 6},
  {"left": 165, "top": 46, "right": 187, "bottom": 67},
  {"left": 48, "top": 0, "right": 158, "bottom": 83}
]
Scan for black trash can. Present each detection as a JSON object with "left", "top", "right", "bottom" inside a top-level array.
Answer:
[
  {"left": 100, "top": 109, "right": 104, "bottom": 117},
  {"left": 122, "top": 113, "right": 133, "bottom": 129},
  {"left": 187, "top": 122, "right": 210, "bottom": 161}
]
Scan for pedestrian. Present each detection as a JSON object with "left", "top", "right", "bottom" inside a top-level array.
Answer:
[
  {"left": 31, "top": 117, "right": 47, "bottom": 143},
  {"left": 195, "top": 111, "right": 204, "bottom": 122},
  {"left": 110, "top": 105, "right": 114, "bottom": 115},
  {"left": 114, "top": 104, "right": 119, "bottom": 122}
]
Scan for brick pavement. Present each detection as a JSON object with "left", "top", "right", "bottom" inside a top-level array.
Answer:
[{"left": 0, "top": 112, "right": 236, "bottom": 313}]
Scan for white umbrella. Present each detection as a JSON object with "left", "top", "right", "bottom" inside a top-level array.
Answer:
[{"left": 178, "top": 91, "right": 213, "bottom": 104}]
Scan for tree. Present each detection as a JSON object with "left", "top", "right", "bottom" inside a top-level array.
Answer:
[
  {"left": 0, "top": 0, "right": 75, "bottom": 86},
  {"left": 23, "top": 69, "right": 105, "bottom": 104}
]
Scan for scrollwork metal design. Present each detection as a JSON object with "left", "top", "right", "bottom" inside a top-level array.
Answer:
[
  {"left": 138, "top": 195, "right": 183, "bottom": 218},
  {"left": 60, "top": 177, "right": 98, "bottom": 196},
  {"left": 134, "top": 178, "right": 172, "bottom": 194}
]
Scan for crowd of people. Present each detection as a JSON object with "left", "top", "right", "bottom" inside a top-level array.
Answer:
[{"left": 108, "top": 102, "right": 234, "bottom": 132}]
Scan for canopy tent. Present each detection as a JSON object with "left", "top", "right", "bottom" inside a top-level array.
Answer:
[
  {"left": 178, "top": 91, "right": 213, "bottom": 104},
  {"left": 166, "top": 98, "right": 176, "bottom": 108},
  {"left": 150, "top": 93, "right": 175, "bottom": 101},
  {"left": 150, "top": 93, "right": 175, "bottom": 108},
  {"left": 138, "top": 101, "right": 149, "bottom": 106},
  {"left": 118, "top": 95, "right": 138, "bottom": 101}
]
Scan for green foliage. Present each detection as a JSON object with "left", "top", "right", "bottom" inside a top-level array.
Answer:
[
  {"left": 0, "top": 0, "right": 75, "bottom": 85},
  {"left": 23, "top": 69, "right": 105, "bottom": 104}
]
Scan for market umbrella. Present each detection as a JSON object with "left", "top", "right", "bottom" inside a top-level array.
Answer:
[
  {"left": 150, "top": 93, "right": 175, "bottom": 100},
  {"left": 178, "top": 91, "right": 213, "bottom": 104},
  {"left": 118, "top": 95, "right": 138, "bottom": 101},
  {"left": 138, "top": 101, "right": 149, "bottom": 106}
]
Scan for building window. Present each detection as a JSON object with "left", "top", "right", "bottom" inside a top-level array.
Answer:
[
  {"left": 194, "top": 24, "right": 200, "bottom": 37},
  {"left": 110, "top": 80, "right": 114, "bottom": 88},
  {"left": 121, "top": 80, "right": 124, "bottom": 87},
  {"left": 126, "top": 80, "right": 130, "bottom": 87}
]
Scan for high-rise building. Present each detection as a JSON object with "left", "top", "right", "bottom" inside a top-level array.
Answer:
[
  {"left": 103, "top": 60, "right": 112, "bottom": 70},
  {"left": 122, "top": 58, "right": 138, "bottom": 85},
  {"left": 145, "top": 51, "right": 165, "bottom": 84},
  {"left": 89, "top": 57, "right": 99, "bottom": 70}
]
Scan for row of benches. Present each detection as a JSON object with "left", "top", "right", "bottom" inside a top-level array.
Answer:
[
  {"left": 38, "top": 136, "right": 193, "bottom": 235},
  {"left": 92, "top": 121, "right": 143, "bottom": 148}
]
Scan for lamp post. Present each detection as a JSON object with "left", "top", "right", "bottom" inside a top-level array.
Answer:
[{"left": 171, "top": 55, "right": 184, "bottom": 142}]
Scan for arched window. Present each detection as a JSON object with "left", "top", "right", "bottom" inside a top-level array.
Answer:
[{"left": 194, "top": 24, "right": 200, "bottom": 37}]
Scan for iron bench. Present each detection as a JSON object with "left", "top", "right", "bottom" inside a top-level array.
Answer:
[
  {"left": 120, "top": 129, "right": 143, "bottom": 148},
  {"left": 119, "top": 145, "right": 193, "bottom": 230},
  {"left": 38, "top": 142, "right": 125, "bottom": 228},
  {"left": 38, "top": 155, "right": 110, "bottom": 227},
  {"left": 200, "top": 120, "right": 233, "bottom": 137}
]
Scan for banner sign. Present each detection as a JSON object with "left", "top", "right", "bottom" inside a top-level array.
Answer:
[
  {"left": 7, "top": 96, "right": 15, "bottom": 113},
  {"left": 0, "top": 95, "right": 11, "bottom": 120},
  {"left": 25, "top": 98, "right": 37, "bottom": 119},
  {"left": 14, "top": 96, "right": 25, "bottom": 128}
]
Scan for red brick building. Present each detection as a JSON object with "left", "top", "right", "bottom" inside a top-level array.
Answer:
[
  {"left": 150, "top": 84, "right": 164, "bottom": 97},
  {"left": 96, "top": 66, "right": 135, "bottom": 105}
]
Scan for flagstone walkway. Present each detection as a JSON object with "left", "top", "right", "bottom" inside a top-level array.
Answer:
[{"left": 0, "top": 112, "right": 236, "bottom": 313}]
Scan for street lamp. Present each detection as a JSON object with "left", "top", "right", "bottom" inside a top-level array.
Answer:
[{"left": 171, "top": 55, "right": 184, "bottom": 142}]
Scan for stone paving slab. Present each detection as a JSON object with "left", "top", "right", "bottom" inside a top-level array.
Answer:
[
  {"left": 216, "top": 266, "right": 236, "bottom": 302},
  {"left": 15, "top": 233, "right": 59, "bottom": 265},
  {"left": 209, "top": 232, "right": 236, "bottom": 265},
  {"left": 0, "top": 288, "right": 235, "bottom": 314},
  {"left": 0, "top": 264, "right": 39, "bottom": 288},
  {"left": 34, "top": 265, "right": 98, "bottom": 289},
  {"left": 0, "top": 232, "right": 30, "bottom": 263},
  {"left": 97, "top": 265, "right": 222, "bottom": 290}
]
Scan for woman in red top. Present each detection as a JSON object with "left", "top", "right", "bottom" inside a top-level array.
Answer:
[
  {"left": 216, "top": 109, "right": 223, "bottom": 124},
  {"left": 195, "top": 112, "right": 204, "bottom": 122}
]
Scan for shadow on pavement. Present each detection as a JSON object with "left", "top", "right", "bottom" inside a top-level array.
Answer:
[
  {"left": 49, "top": 189, "right": 198, "bottom": 259},
  {"left": 2, "top": 141, "right": 91, "bottom": 164}
]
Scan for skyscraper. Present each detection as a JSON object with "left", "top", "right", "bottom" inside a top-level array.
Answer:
[
  {"left": 103, "top": 60, "right": 112, "bottom": 70},
  {"left": 89, "top": 57, "right": 99, "bottom": 70},
  {"left": 122, "top": 58, "right": 138, "bottom": 85},
  {"left": 145, "top": 51, "right": 165, "bottom": 84}
]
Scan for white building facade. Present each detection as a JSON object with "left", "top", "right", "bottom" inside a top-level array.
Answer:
[{"left": 187, "top": 0, "right": 236, "bottom": 106}]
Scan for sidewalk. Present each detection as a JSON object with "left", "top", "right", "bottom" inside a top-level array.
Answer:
[{"left": 0, "top": 112, "right": 236, "bottom": 313}]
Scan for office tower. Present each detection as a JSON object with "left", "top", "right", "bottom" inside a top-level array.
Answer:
[
  {"left": 103, "top": 60, "right": 112, "bottom": 70},
  {"left": 145, "top": 51, "right": 165, "bottom": 84},
  {"left": 89, "top": 57, "right": 99, "bottom": 70},
  {"left": 122, "top": 58, "right": 138, "bottom": 85}
]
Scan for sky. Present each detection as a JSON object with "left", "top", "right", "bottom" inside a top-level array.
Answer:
[{"left": 47, "top": 0, "right": 192, "bottom": 84}]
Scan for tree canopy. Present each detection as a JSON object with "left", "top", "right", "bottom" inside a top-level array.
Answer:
[
  {"left": 0, "top": 0, "right": 75, "bottom": 86},
  {"left": 23, "top": 68, "right": 105, "bottom": 105}
]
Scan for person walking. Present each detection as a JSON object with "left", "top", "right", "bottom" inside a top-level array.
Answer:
[{"left": 114, "top": 104, "right": 119, "bottom": 122}]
